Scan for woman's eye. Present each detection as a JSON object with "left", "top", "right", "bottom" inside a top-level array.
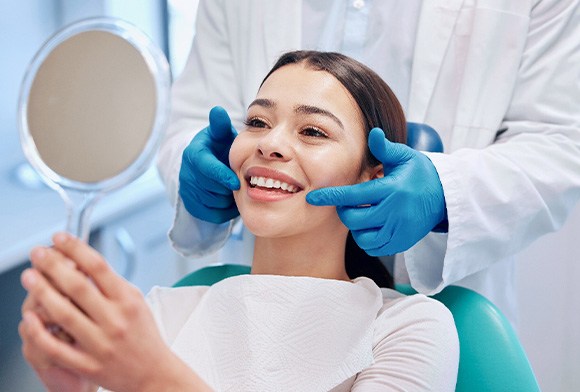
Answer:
[
  {"left": 301, "top": 127, "right": 328, "bottom": 138},
  {"left": 244, "top": 117, "right": 268, "bottom": 128}
]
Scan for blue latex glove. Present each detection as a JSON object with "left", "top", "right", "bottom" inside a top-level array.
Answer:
[
  {"left": 306, "top": 128, "right": 447, "bottom": 256},
  {"left": 179, "top": 106, "right": 240, "bottom": 224}
]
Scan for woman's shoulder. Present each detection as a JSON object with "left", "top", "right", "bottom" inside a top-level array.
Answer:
[
  {"left": 373, "top": 287, "right": 457, "bottom": 345},
  {"left": 377, "top": 287, "right": 455, "bottom": 325},
  {"left": 350, "top": 280, "right": 459, "bottom": 390},
  {"left": 350, "top": 277, "right": 456, "bottom": 338}
]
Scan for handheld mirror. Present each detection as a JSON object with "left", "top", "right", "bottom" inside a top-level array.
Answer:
[{"left": 19, "top": 18, "right": 170, "bottom": 241}]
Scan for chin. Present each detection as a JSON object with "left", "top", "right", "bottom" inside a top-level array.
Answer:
[{"left": 241, "top": 213, "right": 294, "bottom": 238}]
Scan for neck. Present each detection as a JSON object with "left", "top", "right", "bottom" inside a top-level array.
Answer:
[{"left": 251, "top": 227, "right": 350, "bottom": 281}]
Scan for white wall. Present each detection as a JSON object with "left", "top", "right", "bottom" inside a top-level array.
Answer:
[{"left": 517, "top": 202, "right": 580, "bottom": 391}]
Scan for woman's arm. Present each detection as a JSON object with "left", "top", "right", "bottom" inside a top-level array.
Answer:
[{"left": 19, "top": 233, "right": 212, "bottom": 392}]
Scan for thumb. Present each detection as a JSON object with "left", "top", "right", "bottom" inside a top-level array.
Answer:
[
  {"left": 368, "top": 127, "right": 413, "bottom": 166},
  {"left": 208, "top": 106, "right": 237, "bottom": 142}
]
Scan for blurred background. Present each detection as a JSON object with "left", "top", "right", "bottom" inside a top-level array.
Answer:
[{"left": 0, "top": 1, "right": 578, "bottom": 390}]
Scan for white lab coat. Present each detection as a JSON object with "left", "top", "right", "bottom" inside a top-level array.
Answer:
[{"left": 157, "top": 0, "right": 580, "bottom": 322}]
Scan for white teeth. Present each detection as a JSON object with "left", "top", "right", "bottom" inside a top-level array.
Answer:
[{"left": 249, "top": 176, "right": 299, "bottom": 193}]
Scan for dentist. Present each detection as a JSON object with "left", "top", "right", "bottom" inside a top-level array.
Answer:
[{"left": 157, "top": 0, "right": 580, "bottom": 323}]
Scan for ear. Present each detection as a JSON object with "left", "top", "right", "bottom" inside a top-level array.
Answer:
[{"left": 360, "top": 164, "right": 384, "bottom": 182}]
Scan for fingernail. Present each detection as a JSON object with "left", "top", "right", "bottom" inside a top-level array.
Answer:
[
  {"left": 21, "top": 269, "right": 37, "bottom": 288},
  {"left": 30, "top": 247, "right": 46, "bottom": 261},
  {"left": 53, "top": 232, "right": 70, "bottom": 246}
]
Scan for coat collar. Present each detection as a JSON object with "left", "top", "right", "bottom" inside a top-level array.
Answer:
[{"left": 408, "top": 0, "right": 465, "bottom": 122}]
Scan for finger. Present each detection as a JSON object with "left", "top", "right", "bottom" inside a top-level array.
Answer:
[
  {"left": 179, "top": 182, "right": 236, "bottom": 210},
  {"left": 351, "top": 228, "right": 396, "bottom": 257},
  {"left": 186, "top": 200, "right": 240, "bottom": 224},
  {"left": 184, "top": 145, "right": 240, "bottom": 191},
  {"left": 21, "top": 269, "right": 103, "bottom": 351},
  {"left": 336, "top": 205, "right": 388, "bottom": 231},
  {"left": 20, "top": 310, "right": 99, "bottom": 377},
  {"left": 208, "top": 106, "right": 238, "bottom": 143},
  {"left": 29, "top": 247, "right": 112, "bottom": 326},
  {"left": 180, "top": 167, "right": 236, "bottom": 209},
  {"left": 22, "top": 295, "right": 51, "bottom": 324},
  {"left": 191, "top": 161, "right": 240, "bottom": 197},
  {"left": 20, "top": 311, "right": 53, "bottom": 368},
  {"left": 194, "top": 170, "right": 237, "bottom": 197},
  {"left": 51, "top": 234, "right": 125, "bottom": 300},
  {"left": 368, "top": 127, "right": 414, "bottom": 167},
  {"left": 306, "top": 179, "right": 389, "bottom": 207}
]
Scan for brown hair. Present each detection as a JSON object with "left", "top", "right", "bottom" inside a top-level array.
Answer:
[{"left": 262, "top": 51, "right": 407, "bottom": 288}]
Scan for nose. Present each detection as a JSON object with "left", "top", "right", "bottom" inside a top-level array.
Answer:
[{"left": 257, "top": 127, "right": 291, "bottom": 161}]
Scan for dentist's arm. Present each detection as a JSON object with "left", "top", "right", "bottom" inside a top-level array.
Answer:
[
  {"left": 307, "top": 128, "right": 447, "bottom": 256},
  {"left": 156, "top": 0, "right": 246, "bottom": 256}
]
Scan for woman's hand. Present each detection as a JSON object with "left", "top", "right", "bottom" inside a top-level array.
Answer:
[
  {"left": 19, "top": 233, "right": 211, "bottom": 392},
  {"left": 20, "top": 291, "right": 96, "bottom": 392}
]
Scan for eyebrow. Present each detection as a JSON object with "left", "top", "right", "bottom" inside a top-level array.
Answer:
[
  {"left": 248, "top": 99, "right": 345, "bottom": 130},
  {"left": 295, "top": 104, "right": 344, "bottom": 130}
]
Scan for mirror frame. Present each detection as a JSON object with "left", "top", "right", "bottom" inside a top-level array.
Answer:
[{"left": 18, "top": 17, "right": 171, "bottom": 194}]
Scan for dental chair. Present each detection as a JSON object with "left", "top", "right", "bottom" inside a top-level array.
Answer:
[{"left": 172, "top": 122, "right": 540, "bottom": 391}]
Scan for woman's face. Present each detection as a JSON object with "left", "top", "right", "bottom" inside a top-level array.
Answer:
[{"left": 229, "top": 63, "right": 380, "bottom": 239}]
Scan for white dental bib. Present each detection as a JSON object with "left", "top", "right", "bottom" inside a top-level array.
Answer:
[{"left": 168, "top": 274, "right": 384, "bottom": 391}]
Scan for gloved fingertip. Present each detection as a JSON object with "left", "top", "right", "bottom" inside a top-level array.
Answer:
[
  {"left": 306, "top": 190, "right": 325, "bottom": 206},
  {"left": 209, "top": 106, "right": 233, "bottom": 135},
  {"left": 209, "top": 105, "right": 227, "bottom": 117},
  {"left": 227, "top": 176, "right": 241, "bottom": 191},
  {"left": 369, "top": 127, "right": 386, "bottom": 139},
  {"left": 368, "top": 129, "right": 389, "bottom": 162}
]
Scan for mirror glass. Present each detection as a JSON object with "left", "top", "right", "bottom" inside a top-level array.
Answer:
[{"left": 19, "top": 18, "right": 170, "bottom": 240}]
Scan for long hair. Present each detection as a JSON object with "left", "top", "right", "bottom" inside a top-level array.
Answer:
[{"left": 261, "top": 51, "right": 407, "bottom": 288}]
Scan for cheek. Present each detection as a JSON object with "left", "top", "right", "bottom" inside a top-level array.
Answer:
[
  {"left": 305, "top": 148, "right": 366, "bottom": 189},
  {"left": 228, "top": 136, "right": 247, "bottom": 173}
]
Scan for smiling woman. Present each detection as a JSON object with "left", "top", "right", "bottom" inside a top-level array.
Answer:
[
  {"left": 230, "top": 51, "right": 406, "bottom": 284},
  {"left": 19, "top": 51, "right": 459, "bottom": 392}
]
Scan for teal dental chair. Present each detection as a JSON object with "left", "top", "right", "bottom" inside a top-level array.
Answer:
[{"left": 173, "top": 122, "right": 540, "bottom": 391}]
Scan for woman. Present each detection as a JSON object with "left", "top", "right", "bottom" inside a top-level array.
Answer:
[{"left": 19, "top": 51, "right": 458, "bottom": 391}]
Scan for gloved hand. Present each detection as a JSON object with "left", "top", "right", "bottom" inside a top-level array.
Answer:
[
  {"left": 306, "top": 128, "right": 447, "bottom": 256},
  {"left": 179, "top": 106, "right": 240, "bottom": 224}
]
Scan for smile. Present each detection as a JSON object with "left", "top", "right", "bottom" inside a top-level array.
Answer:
[{"left": 249, "top": 176, "right": 300, "bottom": 193}]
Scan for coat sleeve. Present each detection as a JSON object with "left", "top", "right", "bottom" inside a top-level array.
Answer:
[
  {"left": 405, "top": 0, "right": 580, "bottom": 294},
  {"left": 156, "top": 0, "right": 240, "bottom": 257}
]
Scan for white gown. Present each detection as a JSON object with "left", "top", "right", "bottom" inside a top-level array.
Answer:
[{"left": 143, "top": 275, "right": 458, "bottom": 391}]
